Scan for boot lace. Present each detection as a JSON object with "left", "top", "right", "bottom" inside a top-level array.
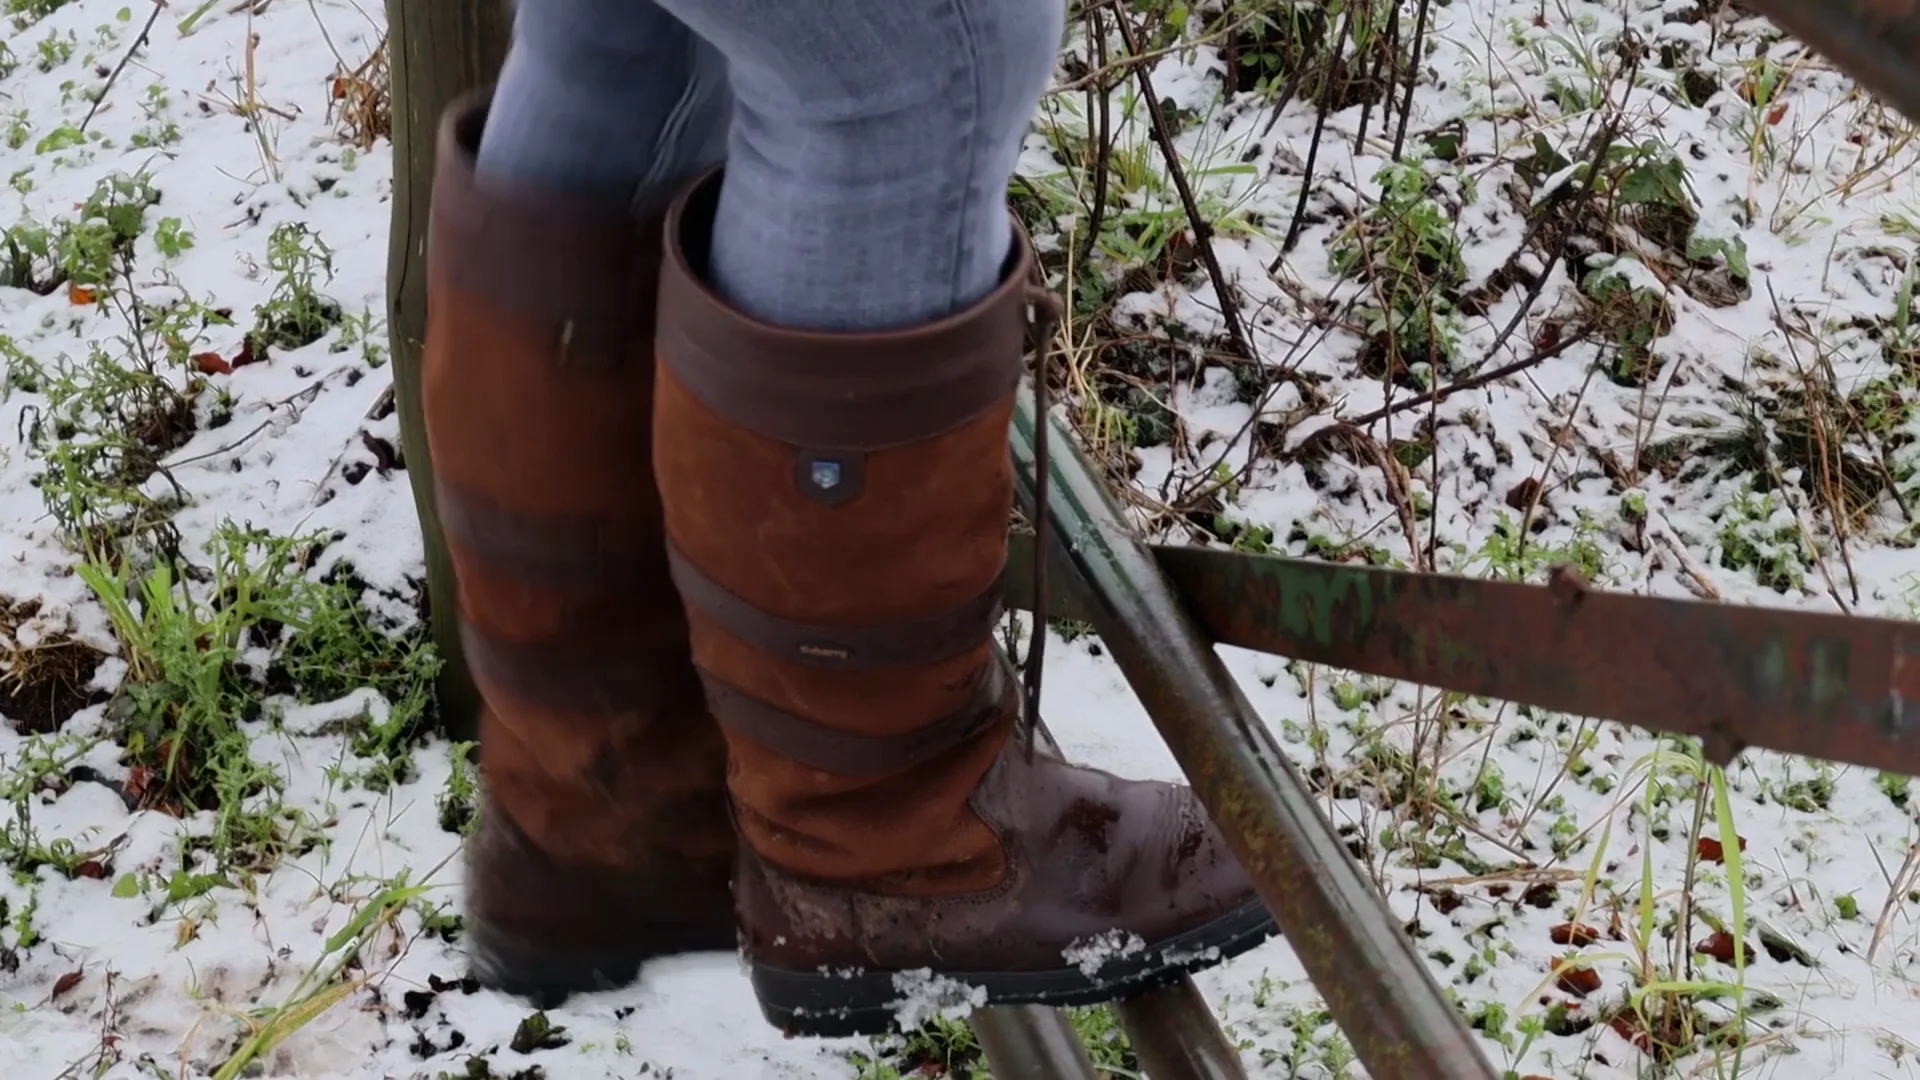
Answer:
[{"left": 1020, "top": 275, "right": 1065, "bottom": 762}]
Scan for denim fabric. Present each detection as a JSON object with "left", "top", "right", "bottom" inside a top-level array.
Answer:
[{"left": 476, "top": 0, "right": 1066, "bottom": 332}]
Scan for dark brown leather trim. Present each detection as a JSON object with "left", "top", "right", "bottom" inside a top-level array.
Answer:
[
  {"left": 655, "top": 168, "right": 1031, "bottom": 449},
  {"left": 462, "top": 621, "right": 671, "bottom": 715},
  {"left": 429, "top": 89, "right": 661, "bottom": 368},
  {"left": 699, "top": 662, "right": 1007, "bottom": 777},
  {"left": 664, "top": 540, "right": 1004, "bottom": 670},
  {"left": 435, "top": 477, "right": 663, "bottom": 587}
]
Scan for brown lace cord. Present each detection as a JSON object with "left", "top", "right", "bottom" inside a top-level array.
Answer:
[{"left": 1020, "top": 277, "right": 1065, "bottom": 761}]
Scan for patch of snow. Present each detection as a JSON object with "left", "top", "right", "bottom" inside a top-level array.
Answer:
[
  {"left": 1, "top": 0, "right": 1919, "bottom": 1076},
  {"left": 1061, "top": 929, "right": 1149, "bottom": 979}
]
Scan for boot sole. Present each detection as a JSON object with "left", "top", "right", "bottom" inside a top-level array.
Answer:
[
  {"left": 469, "top": 919, "right": 740, "bottom": 1009},
  {"left": 750, "top": 898, "right": 1280, "bottom": 1038}
]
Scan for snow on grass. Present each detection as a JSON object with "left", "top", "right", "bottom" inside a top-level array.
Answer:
[{"left": 3, "top": 0, "right": 1920, "bottom": 1076}]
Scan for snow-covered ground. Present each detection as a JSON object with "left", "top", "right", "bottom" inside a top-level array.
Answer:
[{"left": 4, "top": 0, "right": 1920, "bottom": 1076}]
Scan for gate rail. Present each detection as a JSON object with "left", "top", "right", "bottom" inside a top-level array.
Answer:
[
  {"left": 996, "top": 398, "right": 1498, "bottom": 1080},
  {"left": 982, "top": 8, "right": 1920, "bottom": 1069},
  {"left": 1743, "top": 0, "right": 1920, "bottom": 125}
]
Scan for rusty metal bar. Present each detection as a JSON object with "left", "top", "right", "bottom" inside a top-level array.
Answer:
[
  {"left": 1113, "top": 980, "right": 1250, "bottom": 1080},
  {"left": 973, "top": 1005, "right": 1100, "bottom": 1080},
  {"left": 1014, "top": 656, "right": 1248, "bottom": 1080},
  {"left": 1007, "top": 396, "right": 1497, "bottom": 1080},
  {"left": 1739, "top": 0, "right": 1920, "bottom": 126},
  {"left": 1003, "top": 532, "right": 1920, "bottom": 778},
  {"left": 975, "top": 10, "right": 1920, "bottom": 1080}
]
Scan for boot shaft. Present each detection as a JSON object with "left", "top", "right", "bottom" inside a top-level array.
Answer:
[
  {"left": 652, "top": 170, "right": 1036, "bottom": 893},
  {"left": 422, "top": 94, "right": 734, "bottom": 992}
]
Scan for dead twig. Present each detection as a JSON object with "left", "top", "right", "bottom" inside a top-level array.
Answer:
[
  {"left": 81, "top": 0, "right": 168, "bottom": 134},
  {"left": 1278, "top": 1, "right": 1354, "bottom": 257},
  {"left": 1473, "top": 32, "right": 1642, "bottom": 372},
  {"left": 1111, "top": 5, "right": 1256, "bottom": 362},
  {"left": 1651, "top": 513, "right": 1723, "bottom": 601},
  {"left": 1077, "top": 2, "right": 1112, "bottom": 276},
  {"left": 1291, "top": 422, "right": 1426, "bottom": 572},
  {"left": 1343, "top": 330, "right": 1584, "bottom": 428},
  {"left": 1391, "top": 0, "right": 1435, "bottom": 161}
]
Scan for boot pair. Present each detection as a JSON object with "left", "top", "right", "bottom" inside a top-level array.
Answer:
[{"left": 420, "top": 92, "right": 1277, "bottom": 1037}]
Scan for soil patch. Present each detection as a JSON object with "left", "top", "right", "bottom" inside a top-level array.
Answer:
[{"left": 1, "top": 598, "right": 111, "bottom": 734}]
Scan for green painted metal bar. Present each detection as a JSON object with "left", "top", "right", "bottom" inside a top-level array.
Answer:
[
  {"left": 1739, "top": 0, "right": 1920, "bottom": 127},
  {"left": 979, "top": 7, "right": 1920, "bottom": 1079},
  {"left": 1003, "top": 531, "right": 1920, "bottom": 778},
  {"left": 1112, "top": 980, "right": 1250, "bottom": 1080},
  {"left": 972, "top": 1006, "right": 1101, "bottom": 1080},
  {"left": 1006, "top": 394, "right": 1498, "bottom": 1080}
]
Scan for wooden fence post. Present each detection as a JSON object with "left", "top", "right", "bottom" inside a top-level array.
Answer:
[{"left": 383, "top": 0, "right": 511, "bottom": 741}]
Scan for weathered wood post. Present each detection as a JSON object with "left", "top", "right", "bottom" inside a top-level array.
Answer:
[{"left": 383, "top": 0, "right": 511, "bottom": 741}]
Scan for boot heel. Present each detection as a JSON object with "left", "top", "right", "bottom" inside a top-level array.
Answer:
[
  {"left": 470, "top": 912, "right": 741, "bottom": 1008},
  {"left": 749, "top": 963, "right": 901, "bottom": 1038}
]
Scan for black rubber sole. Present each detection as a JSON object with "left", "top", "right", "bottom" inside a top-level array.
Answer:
[
  {"left": 750, "top": 899, "right": 1280, "bottom": 1038},
  {"left": 468, "top": 919, "right": 740, "bottom": 1010}
]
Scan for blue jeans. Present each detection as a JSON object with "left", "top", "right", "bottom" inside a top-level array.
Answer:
[{"left": 477, "top": 0, "right": 1066, "bottom": 333}]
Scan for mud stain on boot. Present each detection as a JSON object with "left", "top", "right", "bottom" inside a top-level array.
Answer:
[{"left": 1064, "top": 797, "right": 1120, "bottom": 855}]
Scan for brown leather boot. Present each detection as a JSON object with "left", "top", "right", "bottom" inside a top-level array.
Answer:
[
  {"left": 650, "top": 171, "right": 1278, "bottom": 1037},
  {"left": 420, "top": 94, "right": 736, "bottom": 1006}
]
